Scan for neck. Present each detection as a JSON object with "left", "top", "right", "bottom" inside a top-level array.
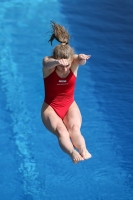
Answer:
[{"left": 56, "top": 68, "right": 70, "bottom": 78}]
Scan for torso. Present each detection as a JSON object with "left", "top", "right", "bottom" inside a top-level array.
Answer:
[{"left": 43, "top": 67, "right": 76, "bottom": 119}]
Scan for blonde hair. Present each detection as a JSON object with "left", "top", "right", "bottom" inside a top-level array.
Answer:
[{"left": 48, "top": 21, "right": 75, "bottom": 59}]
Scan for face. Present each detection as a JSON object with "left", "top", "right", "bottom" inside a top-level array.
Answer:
[
  {"left": 57, "top": 64, "right": 71, "bottom": 73},
  {"left": 57, "top": 58, "right": 72, "bottom": 73}
]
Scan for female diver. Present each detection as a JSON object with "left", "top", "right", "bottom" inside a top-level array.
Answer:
[{"left": 41, "top": 21, "right": 91, "bottom": 163}]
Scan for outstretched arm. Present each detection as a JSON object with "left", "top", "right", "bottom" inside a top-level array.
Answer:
[
  {"left": 42, "top": 56, "right": 70, "bottom": 69},
  {"left": 73, "top": 54, "right": 91, "bottom": 65}
]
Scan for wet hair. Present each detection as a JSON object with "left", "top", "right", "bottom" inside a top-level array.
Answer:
[{"left": 48, "top": 21, "right": 75, "bottom": 59}]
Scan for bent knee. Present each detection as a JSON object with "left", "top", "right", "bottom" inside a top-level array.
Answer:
[
  {"left": 69, "top": 124, "right": 80, "bottom": 134},
  {"left": 56, "top": 125, "right": 68, "bottom": 137}
]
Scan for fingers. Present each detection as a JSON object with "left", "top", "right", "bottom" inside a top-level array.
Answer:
[
  {"left": 58, "top": 59, "right": 69, "bottom": 66},
  {"left": 78, "top": 54, "right": 91, "bottom": 60},
  {"left": 86, "top": 55, "right": 91, "bottom": 59}
]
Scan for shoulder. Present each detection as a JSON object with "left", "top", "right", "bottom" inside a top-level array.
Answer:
[{"left": 42, "top": 56, "right": 55, "bottom": 78}]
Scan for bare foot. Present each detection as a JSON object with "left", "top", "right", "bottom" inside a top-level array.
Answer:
[
  {"left": 70, "top": 149, "right": 84, "bottom": 164},
  {"left": 79, "top": 148, "right": 92, "bottom": 160}
]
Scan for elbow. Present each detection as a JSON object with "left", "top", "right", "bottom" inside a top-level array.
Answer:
[{"left": 42, "top": 57, "right": 49, "bottom": 68}]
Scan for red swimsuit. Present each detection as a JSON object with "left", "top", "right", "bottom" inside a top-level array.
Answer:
[{"left": 44, "top": 69, "right": 76, "bottom": 119}]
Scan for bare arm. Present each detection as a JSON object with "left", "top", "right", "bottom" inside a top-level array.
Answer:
[
  {"left": 42, "top": 56, "right": 59, "bottom": 69},
  {"left": 73, "top": 54, "right": 91, "bottom": 65},
  {"left": 42, "top": 56, "right": 71, "bottom": 69}
]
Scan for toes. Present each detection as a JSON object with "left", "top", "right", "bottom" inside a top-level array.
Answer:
[
  {"left": 73, "top": 159, "right": 79, "bottom": 164},
  {"left": 71, "top": 150, "right": 84, "bottom": 163},
  {"left": 73, "top": 157, "right": 83, "bottom": 164}
]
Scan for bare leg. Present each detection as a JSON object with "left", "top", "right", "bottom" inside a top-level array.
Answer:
[
  {"left": 68, "top": 125, "right": 92, "bottom": 160},
  {"left": 55, "top": 126, "right": 84, "bottom": 163},
  {"left": 63, "top": 102, "right": 92, "bottom": 160},
  {"left": 41, "top": 103, "right": 83, "bottom": 163}
]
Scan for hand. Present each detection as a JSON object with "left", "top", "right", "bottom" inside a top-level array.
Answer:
[
  {"left": 78, "top": 54, "right": 91, "bottom": 61},
  {"left": 57, "top": 59, "right": 70, "bottom": 67}
]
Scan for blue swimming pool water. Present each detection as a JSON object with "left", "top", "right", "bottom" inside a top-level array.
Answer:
[{"left": 0, "top": 0, "right": 133, "bottom": 200}]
